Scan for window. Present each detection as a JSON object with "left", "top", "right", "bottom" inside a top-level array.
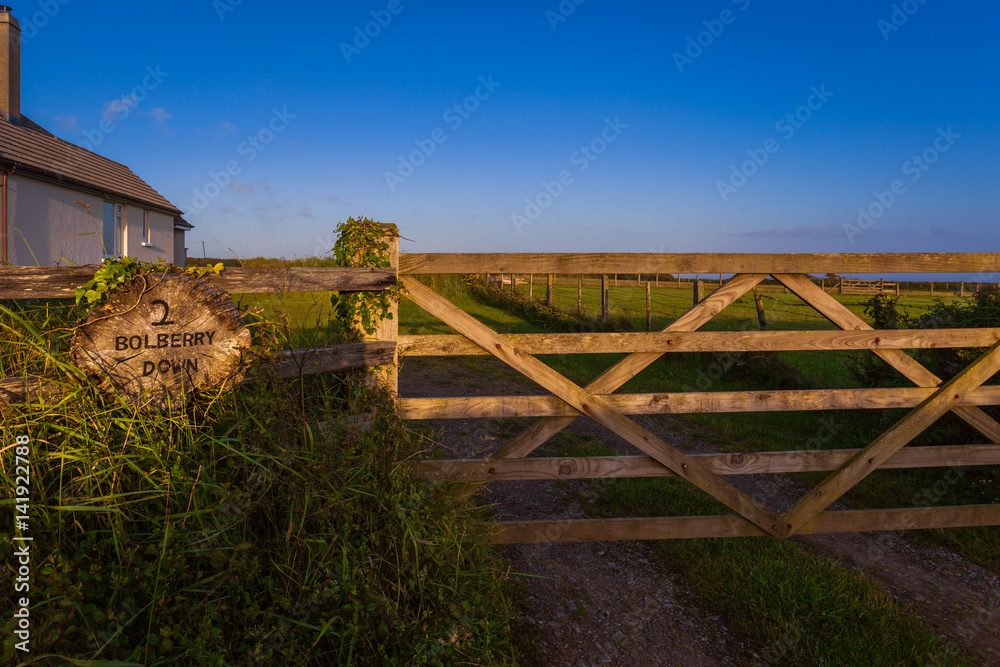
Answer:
[
  {"left": 102, "top": 202, "right": 125, "bottom": 256},
  {"left": 142, "top": 210, "right": 151, "bottom": 246},
  {"left": 115, "top": 204, "right": 125, "bottom": 255}
]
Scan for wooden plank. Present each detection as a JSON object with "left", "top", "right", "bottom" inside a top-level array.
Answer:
[
  {"left": 775, "top": 273, "right": 1000, "bottom": 443},
  {"left": 396, "top": 328, "right": 1000, "bottom": 357},
  {"left": 413, "top": 445, "right": 1000, "bottom": 482},
  {"left": 495, "top": 273, "right": 763, "bottom": 459},
  {"left": 211, "top": 267, "right": 396, "bottom": 294},
  {"left": 398, "top": 253, "right": 1000, "bottom": 276},
  {"left": 364, "top": 224, "right": 398, "bottom": 393},
  {"left": 2, "top": 342, "right": 395, "bottom": 409},
  {"left": 0, "top": 266, "right": 396, "bottom": 299},
  {"left": 266, "top": 342, "right": 396, "bottom": 380},
  {"left": 401, "top": 276, "right": 784, "bottom": 536},
  {"left": 490, "top": 505, "right": 1000, "bottom": 543},
  {"left": 396, "top": 385, "right": 1000, "bottom": 420},
  {"left": 779, "top": 339, "right": 1000, "bottom": 537},
  {"left": 0, "top": 266, "right": 96, "bottom": 299}
]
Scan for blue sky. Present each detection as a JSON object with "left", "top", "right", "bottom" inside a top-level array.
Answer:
[{"left": 18, "top": 0, "right": 1000, "bottom": 260}]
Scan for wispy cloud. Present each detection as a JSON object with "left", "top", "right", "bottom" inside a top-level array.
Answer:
[
  {"left": 54, "top": 114, "right": 79, "bottom": 132},
  {"left": 299, "top": 206, "right": 313, "bottom": 218},
  {"left": 724, "top": 225, "right": 844, "bottom": 239},
  {"left": 322, "top": 195, "right": 343, "bottom": 203},
  {"left": 220, "top": 120, "right": 237, "bottom": 133},
  {"left": 149, "top": 107, "right": 172, "bottom": 131},
  {"left": 230, "top": 182, "right": 254, "bottom": 194},
  {"left": 257, "top": 176, "right": 272, "bottom": 193}
]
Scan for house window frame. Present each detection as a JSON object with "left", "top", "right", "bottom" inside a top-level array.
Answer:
[
  {"left": 102, "top": 201, "right": 127, "bottom": 258},
  {"left": 114, "top": 203, "right": 125, "bottom": 256},
  {"left": 141, "top": 210, "right": 152, "bottom": 247}
]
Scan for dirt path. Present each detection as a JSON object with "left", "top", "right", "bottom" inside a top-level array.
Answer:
[{"left": 401, "top": 357, "right": 1000, "bottom": 665}]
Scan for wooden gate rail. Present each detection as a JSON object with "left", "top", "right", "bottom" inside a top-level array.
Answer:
[
  {"left": 399, "top": 386, "right": 1000, "bottom": 420},
  {"left": 399, "top": 328, "right": 1000, "bottom": 357},
  {"left": 415, "top": 445, "right": 1000, "bottom": 481},
  {"left": 398, "top": 253, "right": 1000, "bottom": 543},
  {"left": 399, "top": 252, "right": 1000, "bottom": 275}
]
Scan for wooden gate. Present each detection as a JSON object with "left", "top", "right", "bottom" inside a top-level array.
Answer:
[
  {"left": 396, "top": 253, "right": 1000, "bottom": 544},
  {"left": 3, "top": 249, "right": 1000, "bottom": 544}
]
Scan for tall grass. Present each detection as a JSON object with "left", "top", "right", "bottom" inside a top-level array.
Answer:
[{"left": 0, "top": 298, "right": 517, "bottom": 665}]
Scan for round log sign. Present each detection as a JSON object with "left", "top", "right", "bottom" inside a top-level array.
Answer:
[{"left": 71, "top": 272, "right": 251, "bottom": 409}]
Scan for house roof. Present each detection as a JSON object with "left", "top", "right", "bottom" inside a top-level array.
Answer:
[{"left": 0, "top": 114, "right": 184, "bottom": 216}]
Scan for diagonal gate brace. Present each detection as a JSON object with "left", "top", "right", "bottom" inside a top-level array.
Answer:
[
  {"left": 402, "top": 276, "right": 784, "bottom": 537},
  {"left": 780, "top": 338, "right": 1000, "bottom": 536},
  {"left": 496, "top": 273, "right": 769, "bottom": 459}
]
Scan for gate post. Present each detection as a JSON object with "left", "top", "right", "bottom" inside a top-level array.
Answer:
[{"left": 368, "top": 223, "right": 398, "bottom": 395}]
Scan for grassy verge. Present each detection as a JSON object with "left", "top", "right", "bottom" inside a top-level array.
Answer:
[
  {"left": 0, "top": 297, "right": 518, "bottom": 665},
  {"left": 559, "top": 442, "right": 976, "bottom": 666}
]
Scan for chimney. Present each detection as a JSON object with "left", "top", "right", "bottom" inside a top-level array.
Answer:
[{"left": 0, "top": 6, "right": 20, "bottom": 122}]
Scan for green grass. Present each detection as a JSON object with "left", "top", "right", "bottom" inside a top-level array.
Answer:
[
  {"left": 0, "top": 297, "right": 519, "bottom": 665},
  {"left": 556, "top": 443, "right": 976, "bottom": 666}
]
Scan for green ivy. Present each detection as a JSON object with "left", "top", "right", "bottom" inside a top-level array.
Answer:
[
  {"left": 329, "top": 217, "right": 403, "bottom": 338},
  {"left": 75, "top": 257, "right": 225, "bottom": 308}
]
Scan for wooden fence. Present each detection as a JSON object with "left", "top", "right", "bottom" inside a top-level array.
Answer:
[
  {"left": 3, "top": 245, "right": 1000, "bottom": 544},
  {"left": 838, "top": 277, "right": 898, "bottom": 296}
]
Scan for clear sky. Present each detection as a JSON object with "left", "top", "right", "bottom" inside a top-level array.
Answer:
[{"left": 17, "top": 0, "right": 1000, "bottom": 260}]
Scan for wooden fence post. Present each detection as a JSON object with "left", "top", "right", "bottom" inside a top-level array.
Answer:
[
  {"left": 646, "top": 281, "right": 652, "bottom": 332},
  {"left": 896, "top": 282, "right": 900, "bottom": 296},
  {"left": 510, "top": 273, "right": 516, "bottom": 294},
  {"left": 577, "top": 275, "right": 583, "bottom": 315},
  {"left": 655, "top": 273, "right": 659, "bottom": 288},
  {"left": 614, "top": 274, "right": 618, "bottom": 287},
  {"left": 528, "top": 274, "right": 533, "bottom": 300},
  {"left": 602, "top": 275, "right": 609, "bottom": 321},
  {"left": 368, "top": 223, "right": 398, "bottom": 395},
  {"left": 961, "top": 281, "right": 965, "bottom": 297},
  {"left": 839, "top": 277, "right": 844, "bottom": 295},
  {"left": 754, "top": 290, "right": 767, "bottom": 331},
  {"left": 677, "top": 274, "right": 681, "bottom": 288},
  {"left": 547, "top": 274, "right": 554, "bottom": 306},
  {"left": 693, "top": 279, "right": 704, "bottom": 306},
  {"left": 930, "top": 282, "right": 935, "bottom": 296}
]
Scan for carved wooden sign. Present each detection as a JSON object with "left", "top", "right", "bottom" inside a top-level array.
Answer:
[{"left": 71, "top": 272, "right": 251, "bottom": 409}]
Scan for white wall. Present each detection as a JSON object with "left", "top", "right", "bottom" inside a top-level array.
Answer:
[
  {"left": 5, "top": 173, "right": 179, "bottom": 266},
  {"left": 124, "top": 209, "right": 175, "bottom": 263}
]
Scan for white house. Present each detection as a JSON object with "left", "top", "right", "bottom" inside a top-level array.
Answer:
[{"left": 0, "top": 7, "right": 190, "bottom": 268}]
